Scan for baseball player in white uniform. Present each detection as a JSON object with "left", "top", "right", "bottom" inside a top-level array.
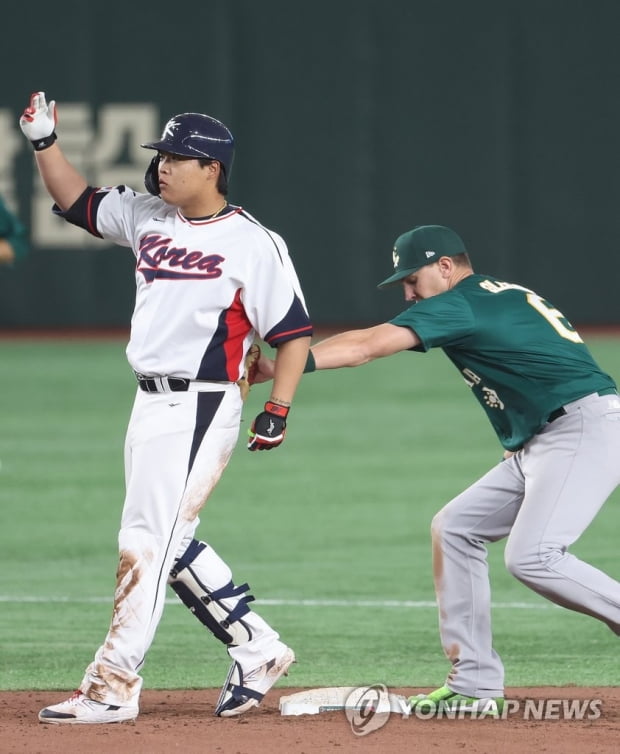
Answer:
[{"left": 20, "top": 92, "right": 312, "bottom": 724}]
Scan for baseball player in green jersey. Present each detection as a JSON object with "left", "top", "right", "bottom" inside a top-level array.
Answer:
[
  {"left": 256, "top": 224, "right": 620, "bottom": 715},
  {"left": 0, "top": 194, "right": 28, "bottom": 266}
]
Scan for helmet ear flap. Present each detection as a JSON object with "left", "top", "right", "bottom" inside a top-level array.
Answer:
[{"left": 144, "top": 154, "right": 161, "bottom": 196}]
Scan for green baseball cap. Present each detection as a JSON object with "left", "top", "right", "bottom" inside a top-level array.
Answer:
[{"left": 377, "top": 225, "right": 467, "bottom": 289}]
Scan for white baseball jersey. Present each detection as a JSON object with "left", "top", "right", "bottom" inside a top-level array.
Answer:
[
  {"left": 53, "top": 185, "right": 313, "bottom": 708},
  {"left": 58, "top": 186, "right": 313, "bottom": 377}
]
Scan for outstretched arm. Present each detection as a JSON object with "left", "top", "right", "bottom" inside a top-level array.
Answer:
[
  {"left": 20, "top": 92, "right": 87, "bottom": 211},
  {"left": 254, "top": 323, "right": 419, "bottom": 382},
  {"left": 309, "top": 323, "right": 419, "bottom": 368}
]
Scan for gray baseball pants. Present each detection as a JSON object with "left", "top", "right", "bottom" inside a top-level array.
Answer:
[{"left": 431, "top": 391, "right": 620, "bottom": 697}]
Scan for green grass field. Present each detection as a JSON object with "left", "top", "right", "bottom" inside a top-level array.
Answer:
[{"left": 1, "top": 336, "right": 619, "bottom": 692}]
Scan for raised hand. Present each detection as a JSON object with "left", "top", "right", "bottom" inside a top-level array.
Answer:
[{"left": 20, "top": 91, "right": 57, "bottom": 150}]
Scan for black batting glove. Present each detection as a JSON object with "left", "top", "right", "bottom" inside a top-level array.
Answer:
[{"left": 247, "top": 401, "right": 289, "bottom": 451}]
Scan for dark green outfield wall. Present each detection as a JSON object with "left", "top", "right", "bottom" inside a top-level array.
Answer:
[{"left": 1, "top": 0, "right": 619, "bottom": 328}]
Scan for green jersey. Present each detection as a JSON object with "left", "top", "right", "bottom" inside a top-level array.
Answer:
[
  {"left": 0, "top": 195, "right": 28, "bottom": 261},
  {"left": 390, "top": 274, "right": 616, "bottom": 450}
]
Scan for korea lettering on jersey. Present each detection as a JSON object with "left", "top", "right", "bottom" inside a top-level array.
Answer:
[{"left": 58, "top": 185, "right": 312, "bottom": 380}]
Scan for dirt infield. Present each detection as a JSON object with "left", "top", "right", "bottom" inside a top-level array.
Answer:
[{"left": 1, "top": 687, "right": 619, "bottom": 754}]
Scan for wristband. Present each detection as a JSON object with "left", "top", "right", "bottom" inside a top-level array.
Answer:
[
  {"left": 264, "top": 401, "right": 289, "bottom": 418},
  {"left": 303, "top": 351, "right": 316, "bottom": 373},
  {"left": 32, "top": 132, "right": 57, "bottom": 151}
]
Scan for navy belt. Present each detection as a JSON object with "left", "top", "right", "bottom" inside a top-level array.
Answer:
[{"left": 546, "top": 388, "right": 618, "bottom": 424}]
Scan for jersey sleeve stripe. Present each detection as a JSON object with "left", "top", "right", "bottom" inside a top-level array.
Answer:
[
  {"left": 85, "top": 189, "right": 101, "bottom": 237},
  {"left": 263, "top": 295, "right": 313, "bottom": 346},
  {"left": 52, "top": 186, "right": 105, "bottom": 238},
  {"left": 265, "top": 324, "right": 313, "bottom": 344}
]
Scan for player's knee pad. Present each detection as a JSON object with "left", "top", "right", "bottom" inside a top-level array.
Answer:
[{"left": 168, "top": 539, "right": 255, "bottom": 646}]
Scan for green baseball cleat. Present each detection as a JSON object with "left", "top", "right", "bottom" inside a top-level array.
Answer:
[{"left": 408, "top": 685, "right": 504, "bottom": 716}]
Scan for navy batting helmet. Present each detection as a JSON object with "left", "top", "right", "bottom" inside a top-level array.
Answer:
[{"left": 141, "top": 112, "right": 235, "bottom": 196}]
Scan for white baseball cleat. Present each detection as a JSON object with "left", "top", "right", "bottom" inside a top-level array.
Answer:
[
  {"left": 215, "top": 646, "right": 296, "bottom": 717},
  {"left": 38, "top": 690, "right": 139, "bottom": 724}
]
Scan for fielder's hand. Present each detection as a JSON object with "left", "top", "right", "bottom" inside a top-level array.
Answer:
[
  {"left": 237, "top": 343, "right": 261, "bottom": 401},
  {"left": 248, "top": 401, "right": 289, "bottom": 451},
  {"left": 252, "top": 352, "right": 276, "bottom": 384},
  {"left": 20, "top": 91, "right": 58, "bottom": 150}
]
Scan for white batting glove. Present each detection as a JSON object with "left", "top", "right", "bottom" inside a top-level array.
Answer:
[{"left": 20, "top": 91, "right": 58, "bottom": 150}]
